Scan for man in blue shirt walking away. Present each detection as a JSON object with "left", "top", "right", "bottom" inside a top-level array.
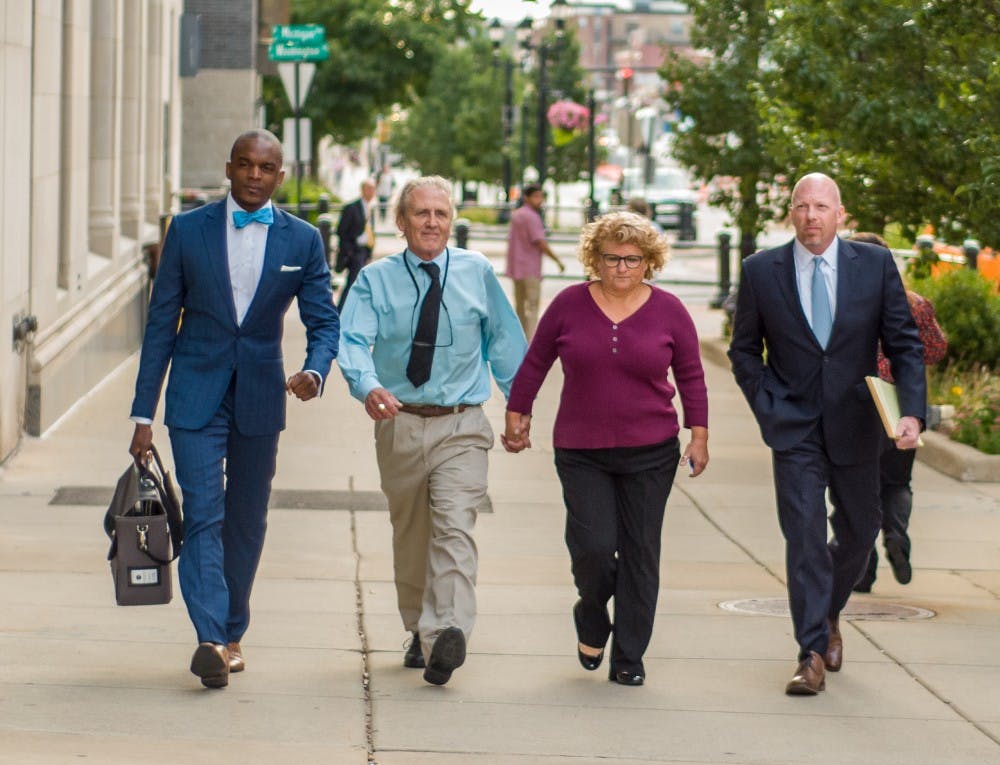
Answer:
[{"left": 338, "top": 176, "right": 527, "bottom": 686}]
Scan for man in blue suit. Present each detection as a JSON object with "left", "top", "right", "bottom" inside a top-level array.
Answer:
[
  {"left": 729, "top": 173, "right": 924, "bottom": 696},
  {"left": 129, "top": 129, "right": 339, "bottom": 688}
]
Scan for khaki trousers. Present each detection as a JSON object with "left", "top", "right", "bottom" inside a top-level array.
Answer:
[
  {"left": 513, "top": 277, "right": 541, "bottom": 339},
  {"left": 375, "top": 406, "right": 492, "bottom": 656}
]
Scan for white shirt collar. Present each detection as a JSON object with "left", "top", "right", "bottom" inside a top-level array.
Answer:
[
  {"left": 225, "top": 192, "right": 274, "bottom": 224},
  {"left": 794, "top": 237, "right": 838, "bottom": 272}
]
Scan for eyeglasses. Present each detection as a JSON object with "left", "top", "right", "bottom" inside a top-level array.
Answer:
[{"left": 601, "top": 254, "right": 645, "bottom": 269}]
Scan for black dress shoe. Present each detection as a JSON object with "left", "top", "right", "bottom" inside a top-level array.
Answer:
[
  {"left": 886, "top": 540, "right": 912, "bottom": 584},
  {"left": 423, "top": 627, "right": 466, "bottom": 686},
  {"left": 577, "top": 644, "right": 604, "bottom": 671},
  {"left": 610, "top": 669, "right": 644, "bottom": 686},
  {"left": 403, "top": 631, "right": 425, "bottom": 669}
]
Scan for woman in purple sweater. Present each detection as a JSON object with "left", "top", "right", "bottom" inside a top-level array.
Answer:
[{"left": 503, "top": 211, "right": 709, "bottom": 686}]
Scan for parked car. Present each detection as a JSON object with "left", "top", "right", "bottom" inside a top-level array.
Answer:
[{"left": 622, "top": 166, "right": 698, "bottom": 241}]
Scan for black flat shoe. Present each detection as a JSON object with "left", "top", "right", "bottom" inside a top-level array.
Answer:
[
  {"left": 577, "top": 645, "right": 604, "bottom": 671},
  {"left": 610, "top": 669, "right": 644, "bottom": 686}
]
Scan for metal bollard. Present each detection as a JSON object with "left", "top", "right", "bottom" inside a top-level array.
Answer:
[
  {"left": 316, "top": 214, "right": 334, "bottom": 269},
  {"left": 710, "top": 232, "right": 732, "bottom": 309},
  {"left": 317, "top": 193, "right": 330, "bottom": 216},
  {"left": 454, "top": 218, "right": 471, "bottom": 249},
  {"left": 678, "top": 202, "right": 696, "bottom": 241},
  {"left": 962, "top": 238, "right": 981, "bottom": 270}
]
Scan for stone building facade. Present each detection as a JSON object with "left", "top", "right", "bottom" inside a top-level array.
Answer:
[{"left": 0, "top": 1, "right": 184, "bottom": 462}]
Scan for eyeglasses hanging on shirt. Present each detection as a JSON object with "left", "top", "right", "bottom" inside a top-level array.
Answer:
[{"left": 403, "top": 249, "right": 454, "bottom": 351}]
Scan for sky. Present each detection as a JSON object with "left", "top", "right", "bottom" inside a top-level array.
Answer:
[{"left": 468, "top": 0, "right": 553, "bottom": 23}]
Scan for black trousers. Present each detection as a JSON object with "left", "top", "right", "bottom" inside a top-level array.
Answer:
[
  {"left": 555, "top": 438, "right": 680, "bottom": 675},
  {"left": 772, "top": 424, "right": 880, "bottom": 659},
  {"left": 859, "top": 436, "right": 916, "bottom": 585},
  {"left": 337, "top": 247, "right": 371, "bottom": 311}
]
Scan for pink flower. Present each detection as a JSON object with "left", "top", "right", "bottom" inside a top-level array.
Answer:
[{"left": 547, "top": 100, "right": 590, "bottom": 132}]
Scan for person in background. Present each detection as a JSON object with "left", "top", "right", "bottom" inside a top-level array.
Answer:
[
  {"left": 849, "top": 231, "right": 948, "bottom": 592},
  {"left": 626, "top": 196, "right": 664, "bottom": 234},
  {"left": 129, "top": 129, "right": 339, "bottom": 689},
  {"left": 503, "top": 210, "right": 709, "bottom": 687},
  {"left": 505, "top": 183, "right": 565, "bottom": 338},
  {"left": 728, "top": 173, "right": 925, "bottom": 696},
  {"left": 335, "top": 177, "right": 377, "bottom": 311},
  {"left": 337, "top": 176, "right": 527, "bottom": 686}
]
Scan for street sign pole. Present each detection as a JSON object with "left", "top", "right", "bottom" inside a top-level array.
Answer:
[
  {"left": 294, "top": 62, "right": 302, "bottom": 218},
  {"left": 269, "top": 25, "right": 328, "bottom": 218}
]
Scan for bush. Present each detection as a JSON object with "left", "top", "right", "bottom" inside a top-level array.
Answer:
[
  {"left": 949, "top": 369, "right": 1000, "bottom": 454},
  {"left": 910, "top": 269, "right": 1000, "bottom": 369}
]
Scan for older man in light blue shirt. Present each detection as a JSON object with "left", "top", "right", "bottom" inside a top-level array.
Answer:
[{"left": 338, "top": 176, "right": 527, "bottom": 686}]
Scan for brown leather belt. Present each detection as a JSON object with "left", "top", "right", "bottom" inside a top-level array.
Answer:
[{"left": 398, "top": 403, "right": 481, "bottom": 417}]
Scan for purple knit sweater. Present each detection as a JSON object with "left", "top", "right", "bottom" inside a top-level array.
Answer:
[{"left": 507, "top": 281, "right": 709, "bottom": 449}]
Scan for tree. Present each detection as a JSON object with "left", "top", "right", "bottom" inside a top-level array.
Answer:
[
  {"left": 391, "top": 33, "right": 514, "bottom": 187},
  {"left": 660, "top": 0, "right": 782, "bottom": 257},
  {"left": 262, "top": 0, "right": 477, "bottom": 146},
  {"left": 764, "top": 0, "right": 1000, "bottom": 244}
]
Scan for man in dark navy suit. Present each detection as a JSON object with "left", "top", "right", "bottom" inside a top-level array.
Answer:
[
  {"left": 129, "top": 129, "right": 339, "bottom": 688},
  {"left": 335, "top": 177, "right": 377, "bottom": 311},
  {"left": 728, "top": 173, "right": 924, "bottom": 695}
]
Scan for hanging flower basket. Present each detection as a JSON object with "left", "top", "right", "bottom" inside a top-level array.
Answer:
[
  {"left": 547, "top": 100, "right": 590, "bottom": 132},
  {"left": 552, "top": 127, "right": 577, "bottom": 146}
]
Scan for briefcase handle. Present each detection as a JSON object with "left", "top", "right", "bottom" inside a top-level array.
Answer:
[{"left": 136, "top": 444, "right": 184, "bottom": 562}]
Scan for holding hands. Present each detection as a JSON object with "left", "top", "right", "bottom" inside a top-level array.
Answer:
[{"left": 501, "top": 411, "right": 532, "bottom": 453}]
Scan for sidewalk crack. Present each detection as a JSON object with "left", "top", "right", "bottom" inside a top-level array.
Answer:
[{"left": 350, "top": 510, "right": 378, "bottom": 764}]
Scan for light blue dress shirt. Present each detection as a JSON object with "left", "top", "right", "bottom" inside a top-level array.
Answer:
[
  {"left": 794, "top": 238, "right": 838, "bottom": 328},
  {"left": 337, "top": 247, "right": 528, "bottom": 404}
]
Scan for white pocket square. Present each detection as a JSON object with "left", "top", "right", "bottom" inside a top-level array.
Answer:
[{"left": 280, "top": 265, "right": 302, "bottom": 272}]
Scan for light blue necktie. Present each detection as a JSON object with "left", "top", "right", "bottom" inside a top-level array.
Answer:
[
  {"left": 811, "top": 256, "right": 832, "bottom": 347},
  {"left": 233, "top": 207, "right": 274, "bottom": 229}
]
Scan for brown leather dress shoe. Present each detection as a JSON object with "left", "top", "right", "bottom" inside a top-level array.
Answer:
[
  {"left": 824, "top": 618, "right": 843, "bottom": 672},
  {"left": 227, "top": 642, "right": 245, "bottom": 673},
  {"left": 785, "top": 651, "right": 825, "bottom": 695},
  {"left": 190, "top": 642, "right": 229, "bottom": 688}
]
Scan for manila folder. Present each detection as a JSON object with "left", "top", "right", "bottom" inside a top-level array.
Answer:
[{"left": 865, "top": 375, "right": 923, "bottom": 446}]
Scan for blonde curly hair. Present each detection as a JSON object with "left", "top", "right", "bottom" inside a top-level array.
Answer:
[{"left": 578, "top": 211, "right": 669, "bottom": 280}]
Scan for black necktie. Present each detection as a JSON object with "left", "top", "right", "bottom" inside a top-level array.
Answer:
[{"left": 406, "top": 262, "right": 442, "bottom": 387}]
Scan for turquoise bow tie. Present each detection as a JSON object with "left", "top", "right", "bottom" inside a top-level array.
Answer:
[{"left": 233, "top": 207, "right": 274, "bottom": 228}]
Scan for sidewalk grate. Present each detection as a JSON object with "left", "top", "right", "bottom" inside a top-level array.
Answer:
[
  {"left": 719, "top": 597, "right": 935, "bottom": 621},
  {"left": 50, "top": 486, "right": 493, "bottom": 513}
]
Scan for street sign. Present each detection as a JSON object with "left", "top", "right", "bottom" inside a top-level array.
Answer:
[
  {"left": 278, "top": 62, "right": 316, "bottom": 111},
  {"left": 269, "top": 24, "right": 328, "bottom": 62}
]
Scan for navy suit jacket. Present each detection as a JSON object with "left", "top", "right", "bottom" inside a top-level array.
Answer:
[
  {"left": 335, "top": 198, "right": 369, "bottom": 262},
  {"left": 131, "top": 199, "right": 339, "bottom": 436},
  {"left": 728, "top": 238, "right": 925, "bottom": 465}
]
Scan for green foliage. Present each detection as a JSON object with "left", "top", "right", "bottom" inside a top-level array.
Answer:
[
  {"left": 763, "top": 0, "right": 1000, "bottom": 244},
  {"left": 263, "top": 0, "right": 476, "bottom": 145},
  {"left": 273, "top": 177, "right": 335, "bottom": 224},
  {"left": 910, "top": 269, "right": 1000, "bottom": 369},
  {"left": 392, "top": 34, "right": 511, "bottom": 183},
  {"left": 667, "top": 1, "right": 1000, "bottom": 248},
  {"left": 454, "top": 206, "right": 499, "bottom": 225},
  {"left": 660, "top": 0, "right": 784, "bottom": 248},
  {"left": 950, "top": 370, "right": 1000, "bottom": 454}
]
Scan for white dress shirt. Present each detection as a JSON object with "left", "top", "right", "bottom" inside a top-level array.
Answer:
[
  {"left": 794, "top": 238, "right": 838, "bottom": 330},
  {"left": 226, "top": 194, "right": 271, "bottom": 325}
]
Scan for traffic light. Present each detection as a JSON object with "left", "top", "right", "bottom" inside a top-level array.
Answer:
[{"left": 619, "top": 67, "right": 633, "bottom": 80}]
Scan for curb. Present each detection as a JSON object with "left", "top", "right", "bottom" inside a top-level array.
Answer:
[{"left": 699, "top": 338, "right": 1000, "bottom": 483}]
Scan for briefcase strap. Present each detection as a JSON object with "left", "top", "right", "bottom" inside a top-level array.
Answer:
[{"left": 137, "top": 444, "right": 184, "bottom": 560}]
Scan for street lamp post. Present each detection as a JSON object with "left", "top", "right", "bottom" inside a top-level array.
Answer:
[
  {"left": 489, "top": 19, "right": 515, "bottom": 223},
  {"left": 518, "top": 0, "right": 570, "bottom": 191}
]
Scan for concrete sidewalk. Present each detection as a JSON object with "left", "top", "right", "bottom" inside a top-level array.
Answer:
[{"left": 2, "top": 259, "right": 1000, "bottom": 763}]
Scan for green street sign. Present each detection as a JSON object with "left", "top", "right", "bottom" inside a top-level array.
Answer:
[{"left": 269, "top": 25, "right": 329, "bottom": 62}]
